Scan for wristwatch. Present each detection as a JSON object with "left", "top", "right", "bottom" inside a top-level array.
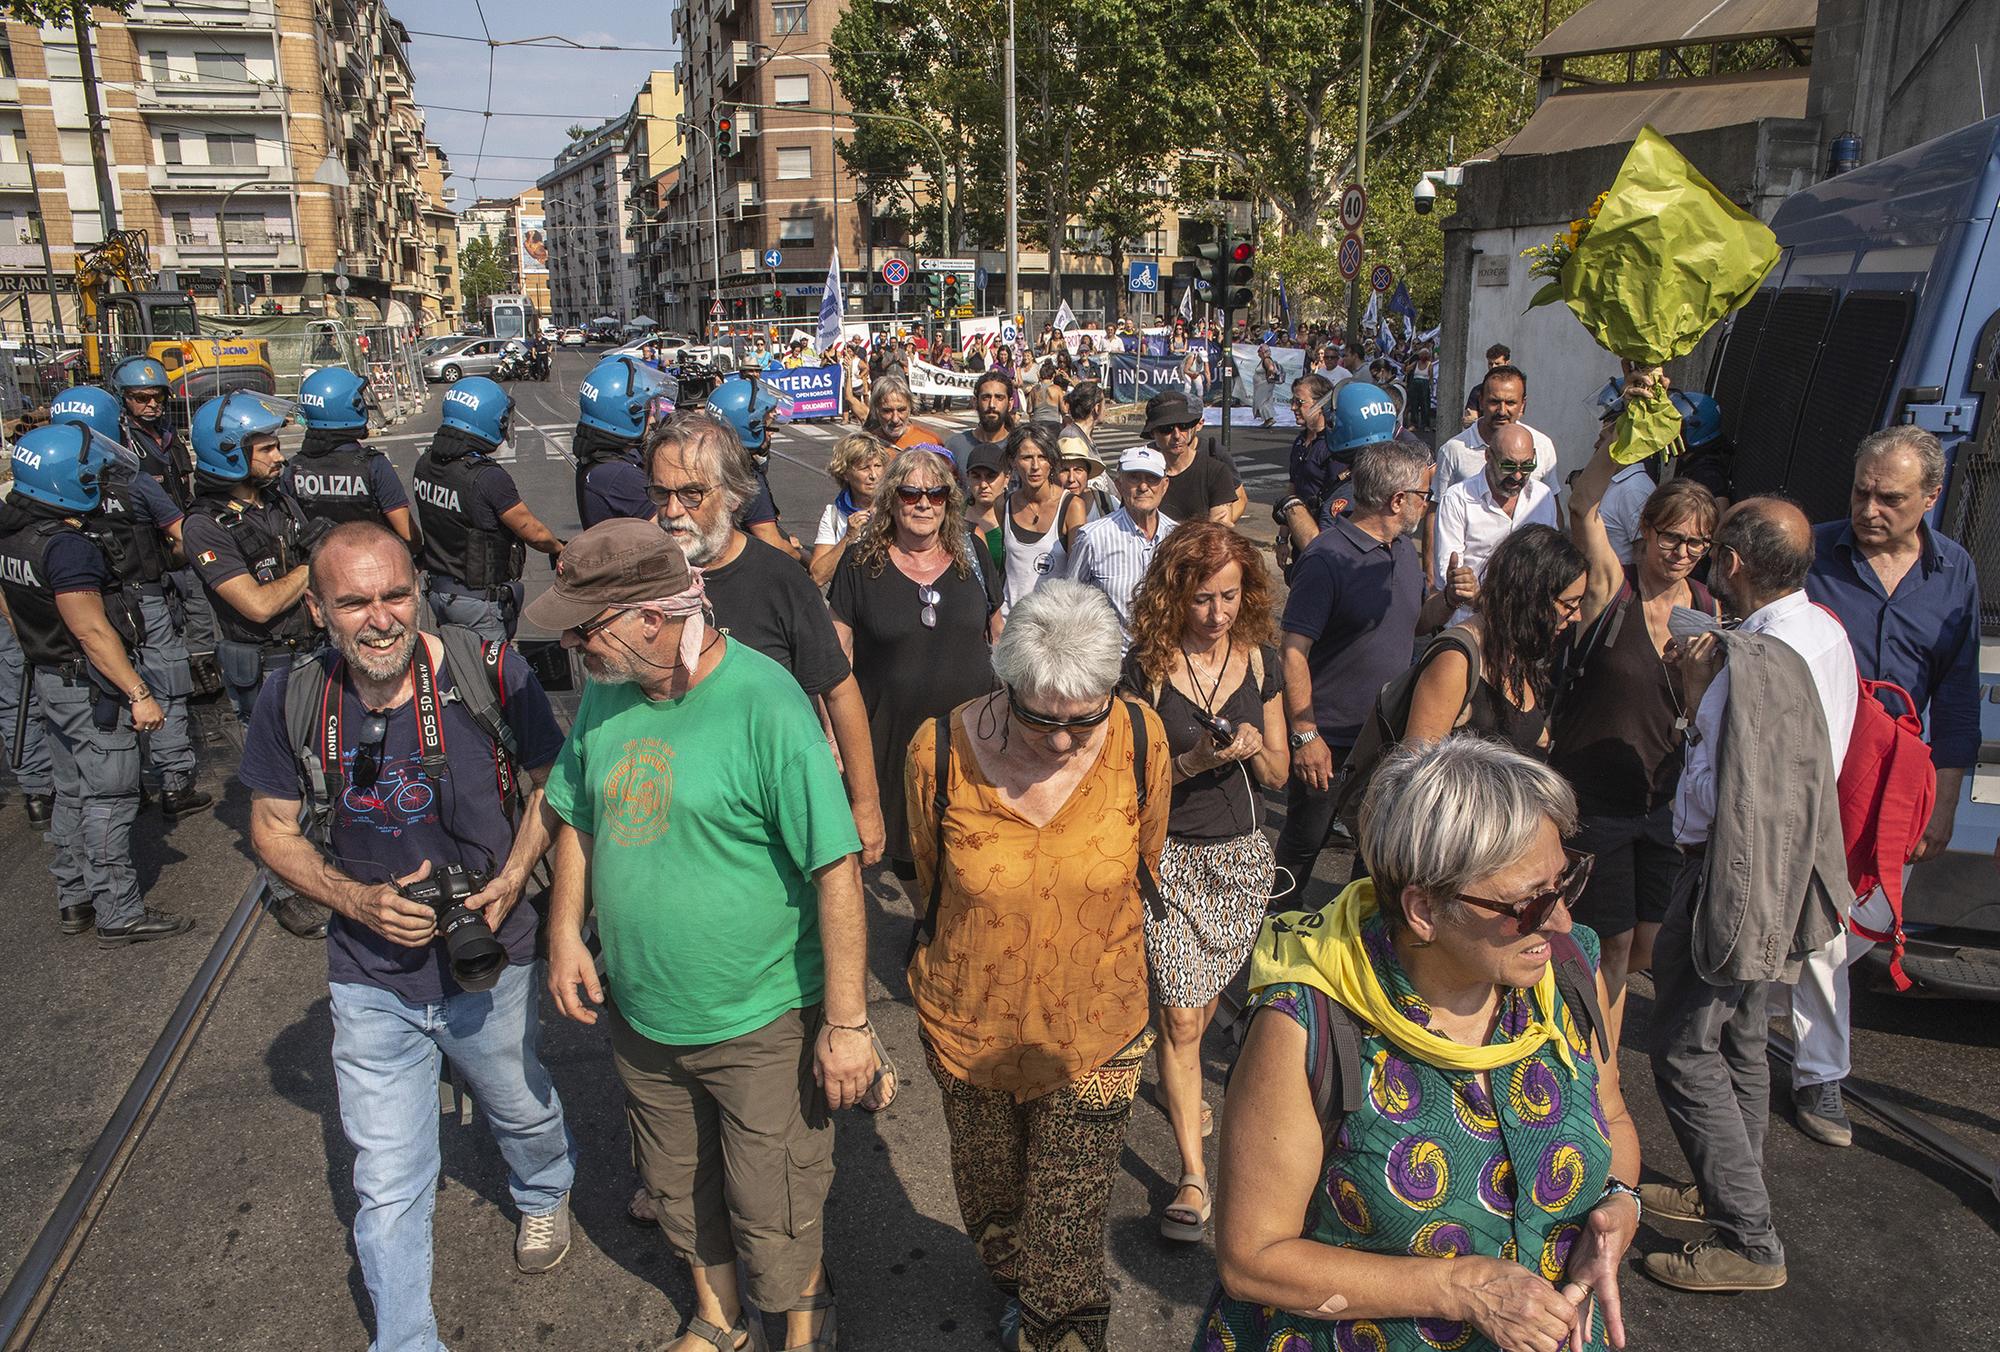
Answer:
[{"left": 1288, "top": 728, "right": 1320, "bottom": 751}]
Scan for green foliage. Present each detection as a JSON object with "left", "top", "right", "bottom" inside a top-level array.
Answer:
[
  {"left": 458, "top": 235, "right": 509, "bottom": 310},
  {"left": 8, "top": 1, "right": 131, "bottom": 23}
]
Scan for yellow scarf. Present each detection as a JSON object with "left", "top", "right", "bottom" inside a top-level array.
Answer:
[{"left": 1249, "top": 879, "right": 1577, "bottom": 1077}]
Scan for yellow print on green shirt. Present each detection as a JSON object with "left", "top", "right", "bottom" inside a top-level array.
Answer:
[{"left": 602, "top": 737, "right": 673, "bottom": 847}]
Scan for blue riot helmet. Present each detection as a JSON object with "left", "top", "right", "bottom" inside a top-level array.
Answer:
[
  {"left": 297, "top": 366, "right": 373, "bottom": 432},
  {"left": 190, "top": 391, "right": 295, "bottom": 480},
  {"left": 110, "top": 355, "right": 172, "bottom": 397},
  {"left": 577, "top": 355, "right": 670, "bottom": 439},
  {"left": 1326, "top": 380, "right": 1402, "bottom": 454},
  {"left": 706, "top": 374, "right": 784, "bottom": 453},
  {"left": 1669, "top": 390, "right": 1723, "bottom": 449},
  {"left": 9, "top": 422, "right": 136, "bottom": 513},
  {"left": 47, "top": 385, "right": 130, "bottom": 447},
  {"left": 439, "top": 376, "right": 513, "bottom": 447}
]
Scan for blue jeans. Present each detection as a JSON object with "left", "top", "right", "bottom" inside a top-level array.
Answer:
[{"left": 329, "top": 962, "right": 576, "bottom": 1352}]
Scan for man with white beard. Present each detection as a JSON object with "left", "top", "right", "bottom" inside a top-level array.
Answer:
[
  {"left": 241, "top": 520, "right": 578, "bottom": 1347},
  {"left": 645, "top": 412, "right": 886, "bottom": 865}
]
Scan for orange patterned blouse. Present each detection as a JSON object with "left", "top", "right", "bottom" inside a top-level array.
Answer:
[{"left": 905, "top": 700, "right": 1172, "bottom": 1102}]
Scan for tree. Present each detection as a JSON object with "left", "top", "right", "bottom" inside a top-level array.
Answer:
[
  {"left": 8, "top": 1, "right": 131, "bottom": 22},
  {"left": 459, "top": 235, "right": 509, "bottom": 312},
  {"left": 1078, "top": 167, "right": 1168, "bottom": 322}
]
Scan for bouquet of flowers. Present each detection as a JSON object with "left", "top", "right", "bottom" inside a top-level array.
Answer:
[{"left": 1526, "top": 126, "right": 1780, "bottom": 463}]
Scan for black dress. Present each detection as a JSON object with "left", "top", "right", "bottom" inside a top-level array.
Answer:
[{"left": 828, "top": 547, "right": 1002, "bottom": 866}]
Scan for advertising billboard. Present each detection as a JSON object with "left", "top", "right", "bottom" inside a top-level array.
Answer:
[{"left": 517, "top": 213, "right": 548, "bottom": 276}]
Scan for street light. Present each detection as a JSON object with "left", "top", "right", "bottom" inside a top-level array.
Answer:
[{"left": 220, "top": 156, "right": 350, "bottom": 314}]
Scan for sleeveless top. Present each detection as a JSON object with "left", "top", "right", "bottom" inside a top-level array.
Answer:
[
  {"left": 1001, "top": 489, "right": 1072, "bottom": 612},
  {"left": 1199, "top": 918, "right": 1614, "bottom": 1352}
]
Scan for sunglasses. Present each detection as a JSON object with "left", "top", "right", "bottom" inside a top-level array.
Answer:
[
  {"left": 917, "top": 584, "right": 940, "bottom": 629},
  {"left": 126, "top": 390, "right": 165, "bottom": 405},
  {"left": 1454, "top": 848, "right": 1594, "bottom": 934},
  {"left": 1007, "top": 688, "right": 1115, "bottom": 732},
  {"left": 571, "top": 606, "right": 633, "bottom": 642},
  {"left": 350, "top": 712, "right": 390, "bottom": 791},
  {"left": 1157, "top": 421, "right": 1199, "bottom": 435},
  {"left": 1492, "top": 459, "right": 1538, "bottom": 477},
  {"left": 645, "top": 482, "right": 711, "bottom": 510},
  {"left": 896, "top": 484, "right": 951, "bottom": 504}
]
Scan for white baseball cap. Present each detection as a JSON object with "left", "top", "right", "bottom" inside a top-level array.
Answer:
[{"left": 1118, "top": 446, "right": 1168, "bottom": 478}]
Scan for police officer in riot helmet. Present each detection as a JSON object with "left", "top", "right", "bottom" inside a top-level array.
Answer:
[
  {"left": 413, "top": 377, "right": 564, "bottom": 643},
  {"left": 111, "top": 356, "right": 193, "bottom": 507},
  {"left": 285, "top": 366, "right": 418, "bottom": 544},
  {"left": 573, "top": 354, "right": 669, "bottom": 528},
  {"left": 47, "top": 387, "right": 212, "bottom": 819},
  {"left": 0, "top": 423, "right": 195, "bottom": 945},
  {"left": 181, "top": 392, "right": 325, "bottom": 722}
]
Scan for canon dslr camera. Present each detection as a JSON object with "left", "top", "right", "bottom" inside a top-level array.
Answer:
[{"left": 402, "top": 863, "right": 506, "bottom": 992}]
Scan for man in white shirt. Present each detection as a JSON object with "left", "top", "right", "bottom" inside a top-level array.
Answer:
[
  {"left": 1644, "top": 497, "right": 1854, "bottom": 1296},
  {"left": 1434, "top": 364, "right": 1558, "bottom": 491},
  {"left": 1431, "top": 422, "right": 1559, "bottom": 593},
  {"left": 1064, "top": 447, "right": 1176, "bottom": 646}
]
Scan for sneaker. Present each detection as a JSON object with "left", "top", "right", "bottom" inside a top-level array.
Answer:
[
  {"left": 515, "top": 1194, "right": 572, "bottom": 1274},
  {"left": 1642, "top": 1238, "right": 1786, "bottom": 1292},
  {"left": 269, "top": 890, "right": 329, "bottom": 940},
  {"left": 1638, "top": 1182, "right": 1706, "bottom": 1224},
  {"left": 1794, "top": 1081, "right": 1854, "bottom": 1148}
]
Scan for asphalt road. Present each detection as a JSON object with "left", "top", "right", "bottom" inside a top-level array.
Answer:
[{"left": 5, "top": 353, "right": 1997, "bottom": 1350}]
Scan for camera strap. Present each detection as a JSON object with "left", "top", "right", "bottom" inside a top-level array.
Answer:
[{"left": 316, "top": 636, "right": 450, "bottom": 788}]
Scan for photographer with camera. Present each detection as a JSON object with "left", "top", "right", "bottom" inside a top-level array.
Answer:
[{"left": 242, "top": 521, "right": 578, "bottom": 1347}]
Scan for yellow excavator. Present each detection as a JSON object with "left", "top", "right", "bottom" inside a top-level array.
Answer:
[{"left": 74, "top": 229, "right": 276, "bottom": 397}]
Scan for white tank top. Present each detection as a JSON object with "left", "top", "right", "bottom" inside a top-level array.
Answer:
[{"left": 1001, "top": 489, "right": 1072, "bottom": 613}]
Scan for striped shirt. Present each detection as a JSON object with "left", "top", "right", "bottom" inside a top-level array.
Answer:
[{"left": 1063, "top": 506, "right": 1178, "bottom": 644}]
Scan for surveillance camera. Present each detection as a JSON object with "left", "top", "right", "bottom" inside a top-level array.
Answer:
[{"left": 1413, "top": 178, "right": 1438, "bottom": 214}]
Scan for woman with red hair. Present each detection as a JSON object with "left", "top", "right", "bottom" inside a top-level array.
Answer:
[{"left": 1123, "top": 521, "right": 1289, "bottom": 1243}]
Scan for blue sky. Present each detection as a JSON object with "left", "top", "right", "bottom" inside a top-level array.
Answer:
[{"left": 396, "top": 1, "right": 679, "bottom": 207}]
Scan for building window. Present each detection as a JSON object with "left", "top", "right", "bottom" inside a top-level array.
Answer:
[
  {"left": 160, "top": 132, "right": 181, "bottom": 164},
  {"left": 772, "top": 2, "right": 807, "bottom": 34},
  {"left": 171, "top": 210, "right": 193, "bottom": 242},
  {"left": 773, "top": 74, "right": 809, "bottom": 106},
  {"left": 194, "top": 50, "right": 251, "bottom": 84},
  {"left": 779, "top": 217, "right": 814, "bottom": 245},
  {"left": 4, "top": 129, "right": 24, "bottom": 165},
  {"left": 19, "top": 213, "right": 43, "bottom": 245},
  {"left": 146, "top": 50, "right": 168, "bottom": 83},
  {"left": 776, "top": 146, "right": 811, "bottom": 181},
  {"left": 222, "top": 211, "right": 266, "bottom": 245},
  {"left": 0, "top": 46, "right": 14, "bottom": 80},
  {"left": 206, "top": 133, "right": 258, "bottom": 167}
]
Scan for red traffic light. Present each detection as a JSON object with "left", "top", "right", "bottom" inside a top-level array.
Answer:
[
  {"left": 1230, "top": 242, "right": 1256, "bottom": 262},
  {"left": 718, "top": 116, "right": 733, "bottom": 133}
]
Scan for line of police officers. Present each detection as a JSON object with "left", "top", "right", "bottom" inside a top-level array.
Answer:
[{"left": 0, "top": 355, "right": 616, "bottom": 949}]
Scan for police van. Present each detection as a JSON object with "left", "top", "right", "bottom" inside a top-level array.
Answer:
[{"left": 1707, "top": 112, "right": 2000, "bottom": 998}]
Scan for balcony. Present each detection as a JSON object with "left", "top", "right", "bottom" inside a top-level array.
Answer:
[
  {"left": 380, "top": 64, "right": 411, "bottom": 99},
  {"left": 725, "top": 41, "right": 754, "bottom": 86},
  {"left": 147, "top": 163, "right": 283, "bottom": 192},
  {"left": 719, "top": 179, "right": 759, "bottom": 218},
  {"left": 0, "top": 78, "right": 16, "bottom": 103},
  {"left": 0, "top": 162, "right": 30, "bottom": 191},
  {"left": 138, "top": 79, "right": 284, "bottom": 114},
  {"left": 127, "top": 0, "right": 277, "bottom": 30},
  {"left": 167, "top": 231, "right": 302, "bottom": 268}
]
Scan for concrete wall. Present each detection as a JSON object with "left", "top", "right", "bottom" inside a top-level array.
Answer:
[
  {"left": 1439, "top": 118, "right": 1820, "bottom": 482},
  {"left": 1810, "top": 0, "right": 2000, "bottom": 166}
]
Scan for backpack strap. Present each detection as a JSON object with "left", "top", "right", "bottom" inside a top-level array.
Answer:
[
  {"left": 437, "top": 623, "right": 519, "bottom": 768},
  {"left": 907, "top": 714, "right": 956, "bottom": 965},
  {"left": 282, "top": 648, "right": 344, "bottom": 846},
  {"left": 1300, "top": 988, "right": 1365, "bottom": 1156},
  {"left": 1546, "top": 931, "right": 1610, "bottom": 1062},
  {"left": 1123, "top": 698, "right": 1166, "bottom": 922}
]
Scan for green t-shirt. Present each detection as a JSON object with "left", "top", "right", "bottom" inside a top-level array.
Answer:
[{"left": 544, "top": 641, "right": 862, "bottom": 1044}]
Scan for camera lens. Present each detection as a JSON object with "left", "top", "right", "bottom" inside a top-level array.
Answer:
[{"left": 440, "top": 904, "right": 507, "bottom": 992}]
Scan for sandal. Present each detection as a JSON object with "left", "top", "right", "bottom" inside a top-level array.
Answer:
[
  {"left": 672, "top": 1312, "right": 760, "bottom": 1352},
  {"left": 859, "top": 1027, "right": 899, "bottom": 1113},
  {"left": 777, "top": 1276, "right": 838, "bottom": 1351},
  {"left": 1201, "top": 1102, "right": 1214, "bottom": 1138},
  {"left": 1159, "top": 1173, "right": 1211, "bottom": 1243},
  {"left": 627, "top": 1184, "right": 660, "bottom": 1226}
]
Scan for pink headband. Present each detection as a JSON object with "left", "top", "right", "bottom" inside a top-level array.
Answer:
[{"left": 653, "top": 567, "right": 709, "bottom": 670}]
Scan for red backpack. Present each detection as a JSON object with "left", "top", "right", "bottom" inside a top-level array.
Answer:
[{"left": 1815, "top": 606, "right": 1937, "bottom": 990}]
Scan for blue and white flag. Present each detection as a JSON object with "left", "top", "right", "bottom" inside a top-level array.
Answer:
[
  {"left": 1388, "top": 279, "right": 1418, "bottom": 324},
  {"left": 1362, "top": 290, "right": 1380, "bottom": 339},
  {"left": 1053, "top": 299, "right": 1077, "bottom": 332},
  {"left": 1178, "top": 281, "right": 1194, "bottom": 322},
  {"left": 816, "top": 248, "right": 843, "bottom": 355},
  {"left": 1277, "top": 277, "right": 1294, "bottom": 339}
]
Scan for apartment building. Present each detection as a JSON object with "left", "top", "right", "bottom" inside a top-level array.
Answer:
[
  {"left": 537, "top": 113, "right": 638, "bottom": 326},
  {"left": 623, "top": 68, "right": 683, "bottom": 328},
  {"left": 0, "top": 0, "right": 454, "bottom": 335}
]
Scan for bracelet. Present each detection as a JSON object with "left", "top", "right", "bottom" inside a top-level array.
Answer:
[
  {"left": 1597, "top": 1178, "right": 1641, "bottom": 1222},
  {"left": 823, "top": 1019, "right": 871, "bottom": 1035},
  {"left": 128, "top": 684, "right": 154, "bottom": 704}
]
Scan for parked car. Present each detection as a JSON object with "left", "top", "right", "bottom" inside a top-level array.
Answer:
[
  {"left": 420, "top": 336, "right": 511, "bottom": 383},
  {"left": 559, "top": 328, "right": 587, "bottom": 347}
]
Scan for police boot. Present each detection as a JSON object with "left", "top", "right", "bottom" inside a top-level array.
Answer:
[
  {"left": 23, "top": 793, "right": 52, "bottom": 826},
  {"left": 159, "top": 785, "right": 214, "bottom": 819},
  {"left": 268, "top": 887, "right": 329, "bottom": 940}
]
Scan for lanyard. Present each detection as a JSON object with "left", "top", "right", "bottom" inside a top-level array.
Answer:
[{"left": 317, "top": 637, "right": 448, "bottom": 783}]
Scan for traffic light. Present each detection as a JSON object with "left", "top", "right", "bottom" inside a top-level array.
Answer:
[
  {"left": 943, "top": 274, "right": 960, "bottom": 310},
  {"left": 1221, "top": 237, "right": 1255, "bottom": 312},
  {"left": 715, "top": 111, "right": 738, "bottom": 157}
]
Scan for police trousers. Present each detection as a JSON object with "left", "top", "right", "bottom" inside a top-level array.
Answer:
[
  {"left": 134, "top": 588, "right": 197, "bottom": 791},
  {"left": 34, "top": 670, "right": 142, "bottom": 927}
]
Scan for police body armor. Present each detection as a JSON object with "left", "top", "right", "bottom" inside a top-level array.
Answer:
[
  {"left": 95, "top": 469, "right": 174, "bottom": 589},
  {"left": 414, "top": 450, "right": 524, "bottom": 592},
  {"left": 287, "top": 440, "right": 388, "bottom": 527},
  {"left": 0, "top": 518, "right": 140, "bottom": 671},
  {"left": 128, "top": 419, "right": 195, "bottom": 511},
  {"left": 190, "top": 490, "right": 317, "bottom": 647}
]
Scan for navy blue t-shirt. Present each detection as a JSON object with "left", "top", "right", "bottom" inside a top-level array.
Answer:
[
  {"left": 466, "top": 461, "right": 523, "bottom": 530},
  {"left": 579, "top": 456, "right": 657, "bottom": 527},
  {"left": 238, "top": 641, "right": 565, "bottom": 1003},
  {"left": 122, "top": 471, "right": 185, "bottom": 531},
  {"left": 46, "top": 529, "right": 113, "bottom": 593},
  {"left": 1280, "top": 515, "right": 1425, "bottom": 746}
]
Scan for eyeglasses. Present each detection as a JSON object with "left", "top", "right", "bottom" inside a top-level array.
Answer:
[
  {"left": 896, "top": 484, "right": 951, "bottom": 505},
  {"left": 645, "top": 482, "right": 711, "bottom": 510},
  {"left": 1654, "top": 529, "right": 1712, "bottom": 557},
  {"left": 1553, "top": 593, "right": 1584, "bottom": 619},
  {"left": 350, "top": 712, "right": 390, "bottom": 791},
  {"left": 1007, "top": 687, "right": 1115, "bottom": 732},
  {"left": 1491, "top": 459, "right": 1538, "bottom": 477},
  {"left": 1454, "top": 848, "right": 1594, "bottom": 934},
  {"left": 1402, "top": 487, "right": 1436, "bottom": 504},
  {"left": 570, "top": 606, "right": 633, "bottom": 643}
]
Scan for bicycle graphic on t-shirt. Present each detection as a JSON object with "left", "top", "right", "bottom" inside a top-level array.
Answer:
[{"left": 339, "top": 752, "right": 439, "bottom": 834}]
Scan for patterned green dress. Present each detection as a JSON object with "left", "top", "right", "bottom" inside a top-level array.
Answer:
[{"left": 1195, "top": 919, "right": 1614, "bottom": 1352}]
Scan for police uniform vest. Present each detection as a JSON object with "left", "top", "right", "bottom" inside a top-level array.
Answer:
[
  {"left": 288, "top": 440, "right": 389, "bottom": 527},
  {"left": 95, "top": 470, "right": 174, "bottom": 587},
  {"left": 413, "top": 449, "right": 523, "bottom": 591},
  {"left": 190, "top": 489, "right": 317, "bottom": 647},
  {"left": 128, "top": 419, "right": 194, "bottom": 510},
  {"left": 0, "top": 517, "right": 139, "bottom": 668}
]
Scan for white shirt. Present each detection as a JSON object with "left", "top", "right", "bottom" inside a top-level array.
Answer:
[
  {"left": 1323, "top": 365, "right": 1353, "bottom": 387},
  {"left": 1064, "top": 506, "right": 1177, "bottom": 643},
  {"left": 1435, "top": 420, "right": 1560, "bottom": 492},
  {"left": 1599, "top": 462, "right": 1656, "bottom": 565},
  {"left": 1432, "top": 471, "right": 1559, "bottom": 590},
  {"left": 1673, "top": 590, "right": 1857, "bottom": 846},
  {"left": 814, "top": 501, "right": 853, "bottom": 548}
]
